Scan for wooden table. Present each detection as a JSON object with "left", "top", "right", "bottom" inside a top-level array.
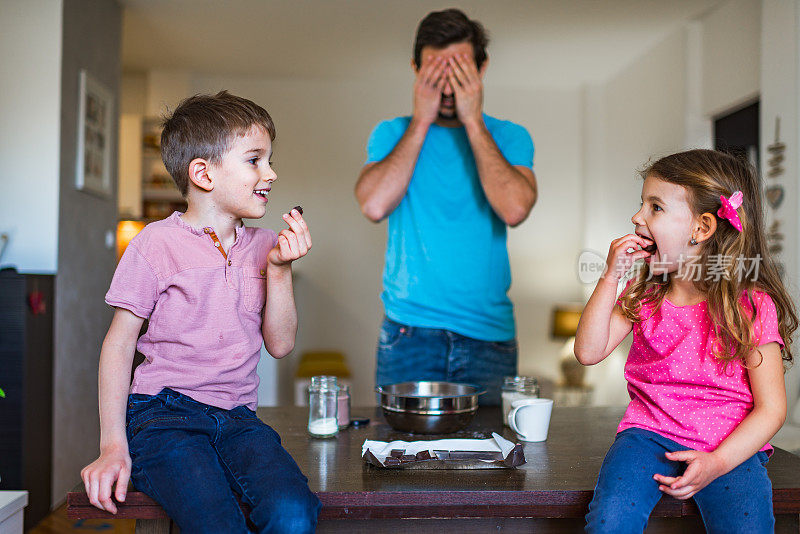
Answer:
[
  {"left": 68, "top": 406, "right": 800, "bottom": 533},
  {"left": 263, "top": 406, "right": 800, "bottom": 533}
]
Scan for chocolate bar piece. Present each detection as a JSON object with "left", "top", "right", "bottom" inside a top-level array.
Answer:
[
  {"left": 415, "top": 451, "right": 432, "bottom": 461},
  {"left": 390, "top": 449, "right": 405, "bottom": 458},
  {"left": 384, "top": 457, "right": 401, "bottom": 466},
  {"left": 400, "top": 455, "right": 417, "bottom": 463},
  {"left": 292, "top": 205, "right": 303, "bottom": 215}
]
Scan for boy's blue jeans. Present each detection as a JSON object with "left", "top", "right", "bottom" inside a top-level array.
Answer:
[
  {"left": 126, "top": 388, "right": 321, "bottom": 533},
  {"left": 375, "top": 316, "right": 518, "bottom": 406},
  {"left": 586, "top": 427, "right": 773, "bottom": 533}
]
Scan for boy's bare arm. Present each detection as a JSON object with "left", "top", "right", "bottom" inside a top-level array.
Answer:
[
  {"left": 465, "top": 122, "right": 538, "bottom": 228},
  {"left": 263, "top": 264, "right": 297, "bottom": 358},
  {"left": 81, "top": 308, "right": 144, "bottom": 514},
  {"left": 446, "top": 53, "right": 536, "bottom": 227},
  {"left": 263, "top": 209, "right": 311, "bottom": 357},
  {"left": 355, "top": 57, "right": 447, "bottom": 223},
  {"left": 354, "top": 120, "right": 429, "bottom": 223}
]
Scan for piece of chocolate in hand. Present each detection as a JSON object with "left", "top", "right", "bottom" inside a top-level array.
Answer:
[
  {"left": 643, "top": 242, "right": 657, "bottom": 254},
  {"left": 292, "top": 205, "right": 303, "bottom": 215}
]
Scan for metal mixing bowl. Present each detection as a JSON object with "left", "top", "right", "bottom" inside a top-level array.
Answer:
[{"left": 376, "top": 381, "right": 485, "bottom": 434}]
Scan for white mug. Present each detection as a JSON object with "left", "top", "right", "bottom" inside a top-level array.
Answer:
[{"left": 507, "top": 398, "right": 554, "bottom": 442}]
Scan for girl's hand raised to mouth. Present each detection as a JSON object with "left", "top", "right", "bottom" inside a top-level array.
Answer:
[{"left": 603, "top": 234, "right": 654, "bottom": 282}]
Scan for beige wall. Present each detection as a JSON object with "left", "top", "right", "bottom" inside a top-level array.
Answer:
[{"left": 54, "top": 0, "right": 121, "bottom": 505}]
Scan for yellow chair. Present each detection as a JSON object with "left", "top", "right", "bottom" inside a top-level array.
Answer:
[{"left": 294, "top": 351, "right": 351, "bottom": 406}]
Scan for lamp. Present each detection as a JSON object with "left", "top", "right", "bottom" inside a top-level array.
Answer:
[
  {"left": 550, "top": 305, "right": 584, "bottom": 387},
  {"left": 116, "top": 219, "right": 146, "bottom": 262},
  {"left": 551, "top": 306, "right": 582, "bottom": 340}
]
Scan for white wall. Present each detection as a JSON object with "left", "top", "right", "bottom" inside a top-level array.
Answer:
[
  {"left": 760, "top": 0, "right": 800, "bottom": 421},
  {"left": 582, "top": 29, "right": 688, "bottom": 260},
  {"left": 500, "top": 86, "right": 585, "bottom": 381},
  {"left": 579, "top": 28, "right": 689, "bottom": 405},
  {"left": 0, "top": 0, "right": 62, "bottom": 273},
  {"left": 701, "top": 0, "right": 761, "bottom": 117}
]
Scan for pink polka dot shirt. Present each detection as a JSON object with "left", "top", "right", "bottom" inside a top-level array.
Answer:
[{"left": 617, "top": 287, "right": 783, "bottom": 454}]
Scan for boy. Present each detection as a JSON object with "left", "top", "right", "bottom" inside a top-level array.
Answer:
[{"left": 81, "top": 91, "right": 320, "bottom": 533}]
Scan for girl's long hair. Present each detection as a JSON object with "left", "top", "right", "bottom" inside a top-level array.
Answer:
[{"left": 618, "top": 149, "right": 797, "bottom": 367}]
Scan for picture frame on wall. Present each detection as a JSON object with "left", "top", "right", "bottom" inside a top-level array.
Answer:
[{"left": 75, "top": 69, "right": 113, "bottom": 197}]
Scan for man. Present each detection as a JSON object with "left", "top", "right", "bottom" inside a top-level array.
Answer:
[{"left": 355, "top": 8, "right": 537, "bottom": 405}]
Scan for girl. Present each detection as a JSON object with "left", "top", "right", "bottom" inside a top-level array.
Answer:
[{"left": 575, "top": 149, "right": 797, "bottom": 533}]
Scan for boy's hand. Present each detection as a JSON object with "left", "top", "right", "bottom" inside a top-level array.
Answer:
[
  {"left": 448, "top": 53, "right": 483, "bottom": 128},
  {"left": 81, "top": 445, "right": 131, "bottom": 514},
  {"left": 413, "top": 56, "right": 448, "bottom": 126},
  {"left": 653, "top": 450, "right": 727, "bottom": 500},
  {"left": 268, "top": 208, "right": 312, "bottom": 267},
  {"left": 603, "top": 234, "right": 653, "bottom": 282}
]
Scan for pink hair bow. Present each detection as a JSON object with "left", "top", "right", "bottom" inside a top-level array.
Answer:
[{"left": 717, "top": 191, "right": 743, "bottom": 232}]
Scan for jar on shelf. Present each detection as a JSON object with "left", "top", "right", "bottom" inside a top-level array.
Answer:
[
  {"left": 501, "top": 376, "right": 540, "bottom": 426},
  {"left": 337, "top": 384, "right": 350, "bottom": 429},
  {"left": 308, "top": 376, "right": 338, "bottom": 438}
]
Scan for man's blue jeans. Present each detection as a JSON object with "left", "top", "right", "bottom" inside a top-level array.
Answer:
[
  {"left": 375, "top": 316, "right": 517, "bottom": 405},
  {"left": 586, "top": 428, "right": 773, "bottom": 533},
  {"left": 126, "top": 388, "right": 321, "bottom": 533}
]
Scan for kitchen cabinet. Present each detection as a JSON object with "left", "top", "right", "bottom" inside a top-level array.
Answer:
[
  {"left": 0, "top": 269, "right": 53, "bottom": 530},
  {"left": 140, "top": 117, "right": 186, "bottom": 220}
]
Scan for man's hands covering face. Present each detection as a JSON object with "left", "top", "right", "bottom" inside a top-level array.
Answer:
[
  {"left": 413, "top": 57, "right": 448, "bottom": 126},
  {"left": 447, "top": 53, "right": 483, "bottom": 127}
]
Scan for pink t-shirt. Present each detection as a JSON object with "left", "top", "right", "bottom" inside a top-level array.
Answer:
[
  {"left": 617, "top": 285, "right": 783, "bottom": 453},
  {"left": 106, "top": 212, "right": 278, "bottom": 410}
]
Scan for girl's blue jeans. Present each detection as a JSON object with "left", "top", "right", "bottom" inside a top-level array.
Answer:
[
  {"left": 586, "top": 427, "right": 773, "bottom": 533},
  {"left": 375, "top": 316, "right": 518, "bottom": 406},
  {"left": 126, "top": 388, "right": 321, "bottom": 533}
]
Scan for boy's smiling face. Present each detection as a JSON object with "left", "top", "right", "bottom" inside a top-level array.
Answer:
[
  {"left": 631, "top": 175, "right": 697, "bottom": 275},
  {"left": 207, "top": 125, "right": 276, "bottom": 220}
]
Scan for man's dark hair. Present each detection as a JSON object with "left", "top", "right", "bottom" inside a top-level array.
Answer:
[
  {"left": 160, "top": 90, "right": 276, "bottom": 196},
  {"left": 413, "top": 8, "right": 489, "bottom": 69}
]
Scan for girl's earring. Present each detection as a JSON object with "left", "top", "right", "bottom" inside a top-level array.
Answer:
[{"left": 690, "top": 237, "right": 698, "bottom": 246}]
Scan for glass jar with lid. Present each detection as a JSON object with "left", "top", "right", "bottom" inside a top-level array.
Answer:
[
  {"left": 502, "top": 376, "right": 540, "bottom": 426},
  {"left": 308, "top": 375, "right": 339, "bottom": 437}
]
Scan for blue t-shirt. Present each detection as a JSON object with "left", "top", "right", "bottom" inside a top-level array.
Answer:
[{"left": 366, "top": 114, "right": 534, "bottom": 341}]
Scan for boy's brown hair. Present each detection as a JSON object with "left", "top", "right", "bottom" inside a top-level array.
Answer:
[
  {"left": 413, "top": 8, "right": 489, "bottom": 69},
  {"left": 160, "top": 90, "right": 276, "bottom": 196}
]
